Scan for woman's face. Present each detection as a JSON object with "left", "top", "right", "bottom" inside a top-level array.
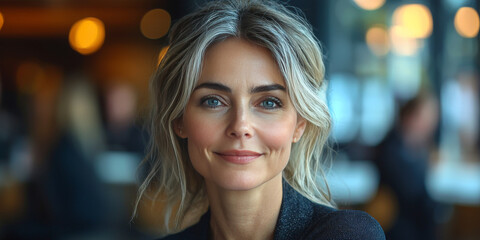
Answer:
[{"left": 175, "top": 38, "right": 306, "bottom": 191}]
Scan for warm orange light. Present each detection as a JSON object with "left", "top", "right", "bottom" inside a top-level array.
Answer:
[
  {"left": 157, "top": 46, "right": 169, "bottom": 66},
  {"left": 454, "top": 7, "right": 480, "bottom": 38},
  {"left": 390, "top": 26, "right": 420, "bottom": 56},
  {"left": 69, "top": 17, "right": 105, "bottom": 55},
  {"left": 141, "top": 9, "right": 171, "bottom": 39},
  {"left": 366, "top": 26, "right": 390, "bottom": 56},
  {"left": 0, "top": 11, "right": 4, "bottom": 31},
  {"left": 392, "top": 4, "right": 433, "bottom": 39},
  {"left": 353, "top": 0, "right": 385, "bottom": 11}
]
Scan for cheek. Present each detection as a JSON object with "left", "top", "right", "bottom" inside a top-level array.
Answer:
[
  {"left": 258, "top": 117, "right": 296, "bottom": 173},
  {"left": 182, "top": 108, "right": 221, "bottom": 147},
  {"left": 185, "top": 120, "right": 216, "bottom": 146},
  {"left": 183, "top": 113, "right": 219, "bottom": 176},
  {"left": 257, "top": 116, "right": 297, "bottom": 149}
]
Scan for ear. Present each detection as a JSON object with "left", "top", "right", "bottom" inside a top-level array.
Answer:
[
  {"left": 173, "top": 117, "right": 187, "bottom": 139},
  {"left": 293, "top": 116, "right": 307, "bottom": 143}
]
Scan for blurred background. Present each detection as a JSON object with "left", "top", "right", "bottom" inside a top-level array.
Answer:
[{"left": 0, "top": 0, "right": 478, "bottom": 239}]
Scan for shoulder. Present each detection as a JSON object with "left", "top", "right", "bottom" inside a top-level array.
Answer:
[
  {"left": 157, "top": 211, "right": 210, "bottom": 240},
  {"left": 158, "top": 233, "right": 181, "bottom": 240},
  {"left": 157, "top": 225, "right": 206, "bottom": 240},
  {"left": 157, "top": 229, "right": 194, "bottom": 240},
  {"left": 275, "top": 181, "right": 385, "bottom": 240},
  {"left": 305, "top": 206, "right": 386, "bottom": 240}
]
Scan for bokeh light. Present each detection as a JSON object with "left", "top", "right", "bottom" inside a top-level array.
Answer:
[
  {"left": 69, "top": 17, "right": 105, "bottom": 55},
  {"left": 353, "top": 0, "right": 385, "bottom": 11},
  {"left": 0, "top": 11, "right": 4, "bottom": 31},
  {"left": 389, "top": 25, "right": 420, "bottom": 56},
  {"left": 366, "top": 26, "right": 390, "bottom": 56},
  {"left": 454, "top": 7, "right": 480, "bottom": 38},
  {"left": 140, "top": 9, "right": 171, "bottom": 39},
  {"left": 392, "top": 4, "right": 433, "bottom": 39}
]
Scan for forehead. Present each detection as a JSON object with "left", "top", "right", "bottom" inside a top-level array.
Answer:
[{"left": 198, "top": 38, "right": 285, "bottom": 88}]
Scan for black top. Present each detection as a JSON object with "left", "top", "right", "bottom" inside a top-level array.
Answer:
[{"left": 161, "top": 181, "right": 385, "bottom": 240}]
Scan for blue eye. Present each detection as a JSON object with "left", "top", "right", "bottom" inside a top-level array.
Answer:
[
  {"left": 202, "top": 96, "right": 223, "bottom": 108},
  {"left": 260, "top": 98, "right": 282, "bottom": 109}
]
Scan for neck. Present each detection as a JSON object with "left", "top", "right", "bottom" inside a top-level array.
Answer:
[{"left": 206, "top": 174, "right": 283, "bottom": 240}]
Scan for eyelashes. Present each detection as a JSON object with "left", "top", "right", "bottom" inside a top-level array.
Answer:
[
  {"left": 200, "top": 95, "right": 283, "bottom": 110},
  {"left": 200, "top": 95, "right": 225, "bottom": 108},
  {"left": 260, "top": 97, "right": 283, "bottom": 109}
]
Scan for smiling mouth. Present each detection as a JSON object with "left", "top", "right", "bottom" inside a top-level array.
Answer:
[{"left": 214, "top": 150, "right": 263, "bottom": 164}]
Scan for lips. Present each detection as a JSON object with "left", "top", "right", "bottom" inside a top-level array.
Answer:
[{"left": 215, "top": 150, "right": 263, "bottom": 164}]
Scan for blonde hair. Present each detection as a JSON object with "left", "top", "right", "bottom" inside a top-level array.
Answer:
[{"left": 134, "top": 0, "right": 333, "bottom": 233}]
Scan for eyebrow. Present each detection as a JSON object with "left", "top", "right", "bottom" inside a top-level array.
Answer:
[
  {"left": 194, "top": 82, "right": 286, "bottom": 94},
  {"left": 250, "top": 84, "right": 286, "bottom": 93},
  {"left": 194, "top": 82, "right": 231, "bottom": 93}
]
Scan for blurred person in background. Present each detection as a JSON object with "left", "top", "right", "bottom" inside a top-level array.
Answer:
[
  {"left": 103, "top": 83, "right": 146, "bottom": 153},
  {"left": 1, "top": 70, "right": 111, "bottom": 239},
  {"left": 133, "top": 0, "right": 385, "bottom": 239},
  {"left": 374, "top": 92, "right": 439, "bottom": 240}
]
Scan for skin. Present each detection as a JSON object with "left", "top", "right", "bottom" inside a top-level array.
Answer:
[{"left": 175, "top": 38, "right": 306, "bottom": 240}]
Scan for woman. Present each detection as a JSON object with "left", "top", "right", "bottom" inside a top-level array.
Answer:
[{"left": 134, "top": 0, "right": 385, "bottom": 239}]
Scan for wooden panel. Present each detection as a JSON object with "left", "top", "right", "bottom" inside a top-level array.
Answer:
[{"left": 0, "top": 6, "right": 146, "bottom": 37}]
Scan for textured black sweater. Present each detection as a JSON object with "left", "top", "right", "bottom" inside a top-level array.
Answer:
[{"left": 161, "top": 181, "right": 385, "bottom": 240}]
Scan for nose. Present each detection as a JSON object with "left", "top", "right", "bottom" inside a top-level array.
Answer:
[{"left": 226, "top": 105, "right": 254, "bottom": 139}]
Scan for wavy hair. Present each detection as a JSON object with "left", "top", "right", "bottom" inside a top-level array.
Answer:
[{"left": 133, "top": 0, "right": 333, "bottom": 233}]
